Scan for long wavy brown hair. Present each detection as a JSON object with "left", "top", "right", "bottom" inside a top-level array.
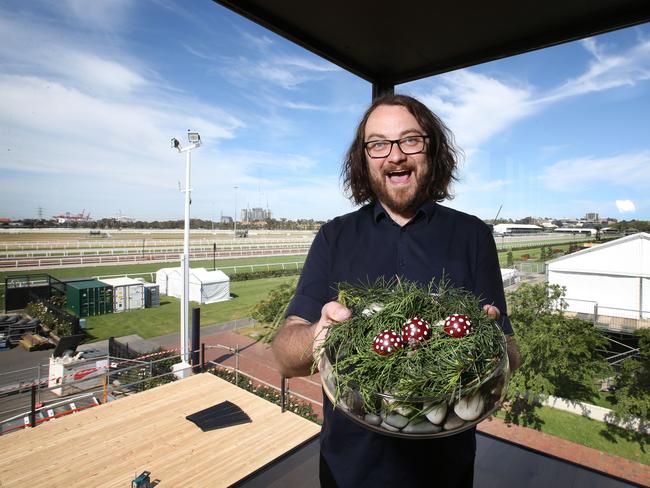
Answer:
[{"left": 342, "top": 94, "right": 459, "bottom": 205}]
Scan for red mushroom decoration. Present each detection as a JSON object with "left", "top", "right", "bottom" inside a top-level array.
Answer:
[
  {"left": 443, "top": 314, "right": 472, "bottom": 338},
  {"left": 401, "top": 316, "right": 431, "bottom": 347},
  {"left": 372, "top": 330, "right": 403, "bottom": 356}
]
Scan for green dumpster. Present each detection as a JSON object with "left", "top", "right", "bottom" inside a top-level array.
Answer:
[{"left": 66, "top": 280, "right": 113, "bottom": 317}]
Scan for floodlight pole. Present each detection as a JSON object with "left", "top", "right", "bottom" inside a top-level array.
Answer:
[{"left": 172, "top": 134, "right": 201, "bottom": 374}]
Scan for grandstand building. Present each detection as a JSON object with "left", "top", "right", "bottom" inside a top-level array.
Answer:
[{"left": 492, "top": 223, "right": 543, "bottom": 235}]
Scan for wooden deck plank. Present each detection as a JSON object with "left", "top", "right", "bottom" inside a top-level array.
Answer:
[{"left": 0, "top": 373, "right": 320, "bottom": 487}]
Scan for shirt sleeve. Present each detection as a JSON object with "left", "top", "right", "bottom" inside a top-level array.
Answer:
[
  {"left": 285, "top": 227, "right": 332, "bottom": 324},
  {"left": 474, "top": 227, "right": 514, "bottom": 335}
]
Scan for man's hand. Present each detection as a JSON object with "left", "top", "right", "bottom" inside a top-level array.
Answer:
[
  {"left": 272, "top": 301, "right": 351, "bottom": 378},
  {"left": 482, "top": 304, "right": 520, "bottom": 372},
  {"left": 312, "top": 301, "right": 352, "bottom": 361},
  {"left": 482, "top": 304, "right": 500, "bottom": 320}
]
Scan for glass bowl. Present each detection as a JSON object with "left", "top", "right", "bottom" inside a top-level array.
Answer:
[{"left": 319, "top": 333, "right": 510, "bottom": 439}]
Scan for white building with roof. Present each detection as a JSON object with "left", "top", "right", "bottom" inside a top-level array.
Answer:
[
  {"left": 492, "top": 223, "right": 543, "bottom": 235},
  {"left": 546, "top": 233, "right": 650, "bottom": 323},
  {"left": 155, "top": 267, "right": 230, "bottom": 304}
]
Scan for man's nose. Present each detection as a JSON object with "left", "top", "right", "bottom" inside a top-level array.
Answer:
[{"left": 386, "top": 141, "right": 407, "bottom": 163}]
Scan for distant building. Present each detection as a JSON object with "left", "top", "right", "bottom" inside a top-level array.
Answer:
[
  {"left": 540, "top": 222, "right": 558, "bottom": 230},
  {"left": 220, "top": 216, "right": 233, "bottom": 224},
  {"left": 492, "top": 223, "right": 543, "bottom": 235},
  {"left": 53, "top": 210, "right": 92, "bottom": 224},
  {"left": 241, "top": 207, "right": 272, "bottom": 222},
  {"left": 585, "top": 212, "right": 599, "bottom": 222},
  {"left": 555, "top": 227, "right": 597, "bottom": 236}
]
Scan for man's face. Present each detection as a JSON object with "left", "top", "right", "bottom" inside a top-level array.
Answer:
[{"left": 364, "top": 104, "right": 430, "bottom": 219}]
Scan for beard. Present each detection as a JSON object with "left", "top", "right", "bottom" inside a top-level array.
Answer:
[{"left": 369, "top": 163, "right": 431, "bottom": 216}]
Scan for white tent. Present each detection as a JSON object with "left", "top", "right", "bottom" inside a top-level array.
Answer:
[
  {"left": 547, "top": 233, "right": 649, "bottom": 320},
  {"left": 155, "top": 267, "right": 230, "bottom": 304}
]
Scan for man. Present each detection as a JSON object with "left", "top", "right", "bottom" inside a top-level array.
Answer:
[{"left": 272, "top": 94, "right": 519, "bottom": 487}]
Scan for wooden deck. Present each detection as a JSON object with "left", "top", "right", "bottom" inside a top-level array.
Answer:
[{"left": 0, "top": 373, "right": 321, "bottom": 487}]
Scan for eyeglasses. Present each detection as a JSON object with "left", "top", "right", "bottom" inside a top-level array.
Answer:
[{"left": 364, "top": 135, "right": 429, "bottom": 158}]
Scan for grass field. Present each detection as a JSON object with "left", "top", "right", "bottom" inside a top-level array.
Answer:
[
  {"left": 494, "top": 407, "right": 648, "bottom": 465},
  {"left": 497, "top": 244, "right": 571, "bottom": 267},
  {"left": 82, "top": 275, "right": 297, "bottom": 342}
]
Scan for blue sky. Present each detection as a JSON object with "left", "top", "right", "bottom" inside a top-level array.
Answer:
[{"left": 1, "top": 1, "right": 649, "bottom": 222}]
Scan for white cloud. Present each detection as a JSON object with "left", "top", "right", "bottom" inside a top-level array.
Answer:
[
  {"left": 538, "top": 151, "right": 650, "bottom": 191},
  {"left": 238, "top": 30, "right": 275, "bottom": 50},
  {"left": 62, "top": 0, "right": 133, "bottom": 31},
  {"left": 616, "top": 200, "right": 636, "bottom": 213},
  {"left": 409, "top": 35, "right": 650, "bottom": 154},
  {"left": 415, "top": 70, "right": 535, "bottom": 150},
  {"left": 220, "top": 53, "right": 339, "bottom": 90},
  {"left": 181, "top": 43, "right": 217, "bottom": 61},
  {"left": 541, "top": 36, "right": 650, "bottom": 103},
  {"left": 0, "top": 73, "right": 244, "bottom": 197},
  {"left": 0, "top": 14, "right": 147, "bottom": 96}
]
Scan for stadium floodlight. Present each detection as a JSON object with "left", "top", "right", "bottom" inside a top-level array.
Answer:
[{"left": 170, "top": 130, "right": 202, "bottom": 378}]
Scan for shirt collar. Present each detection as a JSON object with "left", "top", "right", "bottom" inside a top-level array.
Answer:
[{"left": 373, "top": 200, "right": 437, "bottom": 224}]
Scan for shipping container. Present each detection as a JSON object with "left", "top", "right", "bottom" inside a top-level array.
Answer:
[
  {"left": 143, "top": 283, "right": 160, "bottom": 308},
  {"left": 99, "top": 278, "right": 145, "bottom": 313},
  {"left": 66, "top": 280, "right": 113, "bottom": 318}
]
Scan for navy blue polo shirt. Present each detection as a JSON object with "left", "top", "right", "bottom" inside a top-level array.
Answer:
[{"left": 286, "top": 200, "right": 512, "bottom": 487}]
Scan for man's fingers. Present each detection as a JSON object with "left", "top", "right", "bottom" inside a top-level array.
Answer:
[
  {"left": 313, "top": 302, "right": 351, "bottom": 363},
  {"left": 321, "top": 301, "right": 352, "bottom": 324},
  {"left": 483, "top": 304, "right": 501, "bottom": 320}
]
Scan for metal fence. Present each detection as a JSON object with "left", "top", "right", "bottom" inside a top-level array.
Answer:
[
  {"left": 0, "top": 343, "right": 321, "bottom": 436},
  {"left": 564, "top": 298, "right": 650, "bottom": 333}
]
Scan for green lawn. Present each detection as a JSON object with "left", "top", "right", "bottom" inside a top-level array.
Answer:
[
  {"left": 497, "top": 244, "right": 571, "bottom": 267},
  {"left": 495, "top": 406, "right": 648, "bottom": 465},
  {"left": 81, "top": 276, "right": 297, "bottom": 342}
]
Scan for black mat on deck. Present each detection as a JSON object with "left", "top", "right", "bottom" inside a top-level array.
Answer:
[{"left": 186, "top": 400, "right": 251, "bottom": 431}]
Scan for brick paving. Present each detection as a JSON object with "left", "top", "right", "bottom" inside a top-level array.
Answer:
[{"left": 159, "top": 328, "right": 649, "bottom": 487}]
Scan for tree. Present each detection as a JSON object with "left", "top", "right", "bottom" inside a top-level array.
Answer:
[
  {"left": 609, "top": 329, "right": 650, "bottom": 433},
  {"left": 251, "top": 280, "right": 297, "bottom": 343},
  {"left": 504, "top": 283, "right": 611, "bottom": 426}
]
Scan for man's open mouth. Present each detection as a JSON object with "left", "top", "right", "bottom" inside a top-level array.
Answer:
[{"left": 387, "top": 169, "right": 412, "bottom": 184}]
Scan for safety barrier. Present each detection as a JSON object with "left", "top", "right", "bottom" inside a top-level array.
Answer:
[{"left": 0, "top": 342, "right": 322, "bottom": 436}]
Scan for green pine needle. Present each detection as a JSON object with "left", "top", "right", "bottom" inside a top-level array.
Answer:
[{"left": 322, "top": 277, "right": 506, "bottom": 413}]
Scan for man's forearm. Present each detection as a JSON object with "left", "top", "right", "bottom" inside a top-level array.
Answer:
[
  {"left": 271, "top": 315, "right": 317, "bottom": 378},
  {"left": 506, "top": 334, "right": 521, "bottom": 372}
]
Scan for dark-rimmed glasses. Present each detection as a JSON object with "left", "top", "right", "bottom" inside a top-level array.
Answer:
[{"left": 364, "top": 135, "right": 429, "bottom": 158}]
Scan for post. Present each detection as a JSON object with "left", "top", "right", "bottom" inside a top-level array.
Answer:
[
  {"left": 200, "top": 343, "right": 205, "bottom": 373},
  {"left": 213, "top": 242, "right": 216, "bottom": 271},
  {"left": 30, "top": 385, "right": 37, "bottom": 427},
  {"left": 233, "top": 186, "right": 238, "bottom": 236},
  {"left": 171, "top": 136, "right": 200, "bottom": 379},
  {"left": 372, "top": 81, "right": 394, "bottom": 99},
  {"left": 280, "top": 376, "right": 286, "bottom": 413},
  {"left": 594, "top": 303, "right": 599, "bottom": 325},
  {"left": 192, "top": 307, "right": 200, "bottom": 373},
  {"left": 103, "top": 373, "right": 108, "bottom": 404},
  {"left": 235, "top": 345, "right": 240, "bottom": 385},
  {"left": 181, "top": 148, "right": 192, "bottom": 364}
]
